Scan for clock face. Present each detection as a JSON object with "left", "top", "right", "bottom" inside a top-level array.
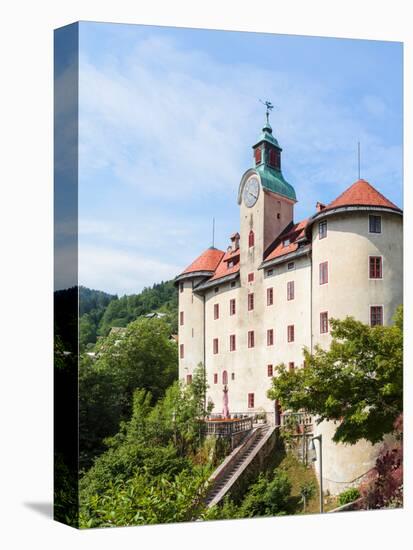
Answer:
[{"left": 243, "top": 176, "right": 260, "bottom": 208}]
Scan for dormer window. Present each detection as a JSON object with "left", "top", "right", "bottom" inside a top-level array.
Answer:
[
  {"left": 283, "top": 238, "right": 290, "bottom": 247},
  {"left": 228, "top": 260, "right": 234, "bottom": 268}
]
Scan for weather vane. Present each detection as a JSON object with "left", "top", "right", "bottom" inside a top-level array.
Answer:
[{"left": 259, "top": 99, "right": 274, "bottom": 125}]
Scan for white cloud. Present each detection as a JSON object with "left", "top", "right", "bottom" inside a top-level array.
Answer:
[{"left": 79, "top": 244, "right": 182, "bottom": 295}]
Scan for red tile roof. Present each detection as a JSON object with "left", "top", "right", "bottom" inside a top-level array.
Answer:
[
  {"left": 209, "top": 249, "right": 240, "bottom": 281},
  {"left": 264, "top": 219, "right": 309, "bottom": 262},
  {"left": 325, "top": 179, "right": 401, "bottom": 212},
  {"left": 181, "top": 247, "right": 224, "bottom": 275}
]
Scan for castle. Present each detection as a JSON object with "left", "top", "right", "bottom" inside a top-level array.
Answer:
[{"left": 175, "top": 112, "right": 403, "bottom": 493}]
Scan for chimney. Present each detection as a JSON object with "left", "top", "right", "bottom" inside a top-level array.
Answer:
[
  {"left": 316, "top": 202, "right": 326, "bottom": 212},
  {"left": 230, "top": 232, "right": 240, "bottom": 251}
]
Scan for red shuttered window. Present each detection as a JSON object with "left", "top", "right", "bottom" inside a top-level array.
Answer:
[
  {"left": 248, "top": 331, "right": 255, "bottom": 348},
  {"left": 180, "top": 344, "right": 184, "bottom": 359},
  {"left": 267, "top": 329, "right": 274, "bottom": 346},
  {"left": 230, "top": 298, "right": 236, "bottom": 315},
  {"left": 369, "top": 256, "right": 382, "bottom": 279},
  {"left": 267, "top": 287, "right": 274, "bottom": 306},
  {"left": 370, "top": 306, "right": 383, "bottom": 326},
  {"left": 213, "top": 338, "right": 219, "bottom": 354},
  {"left": 248, "top": 293, "right": 254, "bottom": 311},
  {"left": 287, "top": 281, "right": 295, "bottom": 300},
  {"left": 287, "top": 325, "right": 295, "bottom": 343},
  {"left": 320, "top": 311, "right": 329, "bottom": 333},
  {"left": 213, "top": 373, "right": 218, "bottom": 384},
  {"left": 230, "top": 334, "right": 236, "bottom": 351},
  {"left": 248, "top": 272, "right": 254, "bottom": 282},
  {"left": 186, "top": 374, "right": 192, "bottom": 384},
  {"left": 248, "top": 230, "right": 255, "bottom": 248},
  {"left": 319, "top": 261, "right": 328, "bottom": 285},
  {"left": 267, "top": 364, "right": 273, "bottom": 377},
  {"left": 179, "top": 311, "right": 184, "bottom": 326},
  {"left": 248, "top": 393, "right": 255, "bottom": 408}
]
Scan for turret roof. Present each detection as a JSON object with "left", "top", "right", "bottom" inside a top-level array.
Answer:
[
  {"left": 180, "top": 247, "right": 224, "bottom": 276},
  {"left": 324, "top": 179, "right": 401, "bottom": 212}
]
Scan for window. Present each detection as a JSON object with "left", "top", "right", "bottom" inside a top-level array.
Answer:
[
  {"left": 319, "top": 220, "right": 327, "bottom": 239},
  {"left": 179, "top": 311, "right": 184, "bottom": 326},
  {"left": 214, "top": 303, "right": 219, "bottom": 320},
  {"left": 287, "top": 281, "right": 295, "bottom": 301},
  {"left": 267, "top": 329, "right": 274, "bottom": 346},
  {"left": 248, "top": 393, "right": 255, "bottom": 408},
  {"left": 213, "top": 338, "right": 219, "bottom": 354},
  {"left": 213, "top": 373, "right": 218, "bottom": 384},
  {"left": 283, "top": 238, "right": 291, "bottom": 247},
  {"left": 180, "top": 344, "right": 184, "bottom": 359},
  {"left": 267, "top": 287, "right": 274, "bottom": 306},
  {"left": 231, "top": 281, "right": 236, "bottom": 288},
  {"left": 369, "top": 256, "right": 382, "bottom": 279},
  {"left": 287, "top": 325, "right": 295, "bottom": 343},
  {"left": 369, "top": 215, "right": 382, "bottom": 234},
  {"left": 287, "top": 261, "right": 295, "bottom": 270},
  {"left": 179, "top": 282, "right": 184, "bottom": 293},
  {"left": 248, "top": 293, "right": 254, "bottom": 311},
  {"left": 320, "top": 311, "right": 329, "bottom": 334},
  {"left": 186, "top": 374, "right": 192, "bottom": 384},
  {"left": 319, "top": 261, "right": 328, "bottom": 285},
  {"left": 228, "top": 260, "right": 234, "bottom": 268},
  {"left": 254, "top": 147, "right": 262, "bottom": 164},
  {"left": 370, "top": 306, "right": 383, "bottom": 326},
  {"left": 222, "top": 370, "right": 228, "bottom": 385},
  {"left": 230, "top": 298, "right": 236, "bottom": 315},
  {"left": 230, "top": 334, "right": 236, "bottom": 351},
  {"left": 267, "top": 364, "right": 273, "bottom": 377},
  {"left": 214, "top": 287, "right": 219, "bottom": 293},
  {"left": 269, "top": 148, "right": 279, "bottom": 168},
  {"left": 248, "top": 272, "right": 254, "bottom": 282},
  {"left": 231, "top": 372, "right": 235, "bottom": 380},
  {"left": 248, "top": 330, "right": 255, "bottom": 348},
  {"left": 288, "top": 362, "right": 295, "bottom": 372},
  {"left": 267, "top": 269, "right": 274, "bottom": 276},
  {"left": 192, "top": 328, "right": 194, "bottom": 338},
  {"left": 249, "top": 230, "right": 255, "bottom": 248}
]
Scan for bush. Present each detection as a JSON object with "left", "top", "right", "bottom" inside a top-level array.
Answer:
[{"left": 338, "top": 487, "right": 360, "bottom": 506}]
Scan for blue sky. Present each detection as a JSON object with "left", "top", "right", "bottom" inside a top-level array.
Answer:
[{"left": 75, "top": 22, "right": 402, "bottom": 296}]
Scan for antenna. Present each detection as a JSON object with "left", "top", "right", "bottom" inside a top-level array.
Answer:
[
  {"left": 358, "top": 141, "right": 361, "bottom": 180},
  {"left": 212, "top": 217, "right": 215, "bottom": 248}
]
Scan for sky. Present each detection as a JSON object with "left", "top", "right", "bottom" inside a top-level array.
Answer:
[{"left": 72, "top": 22, "right": 402, "bottom": 296}]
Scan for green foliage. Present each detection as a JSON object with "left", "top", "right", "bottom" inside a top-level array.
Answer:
[
  {"left": 97, "top": 280, "right": 178, "bottom": 337},
  {"left": 338, "top": 487, "right": 360, "bottom": 506},
  {"left": 79, "top": 317, "right": 178, "bottom": 468},
  {"left": 240, "top": 470, "right": 292, "bottom": 517},
  {"left": 299, "top": 480, "right": 316, "bottom": 512},
  {"left": 268, "top": 306, "right": 403, "bottom": 445},
  {"left": 80, "top": 366, "right": 213, "bottom": 527},
  {"left": 80, "top": 468, "right": 209, "bottom": 528}
]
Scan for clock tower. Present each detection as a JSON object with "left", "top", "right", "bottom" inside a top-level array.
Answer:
[{"left": 238, "top": 108, "right": 297, "bottom": 281}]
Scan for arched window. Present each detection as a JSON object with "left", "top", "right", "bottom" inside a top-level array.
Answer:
[
  {"left": 248, "top": 230, "right": 255, "bottom": 248},
  {"left": 222, "top": 370, "right": 228, "bottom": 385}
]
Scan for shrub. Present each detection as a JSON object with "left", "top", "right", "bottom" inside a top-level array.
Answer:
[{"left": 338, "top": 487, "right": 360, "bottom": 506}]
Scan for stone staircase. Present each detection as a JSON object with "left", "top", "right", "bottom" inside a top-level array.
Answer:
[{"left": 205, "top": 424, "right": 275, "bottom": 508}]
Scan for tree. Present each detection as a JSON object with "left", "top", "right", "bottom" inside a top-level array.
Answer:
[
  {"left": 239, "top": 470, "right": 292, "bottom": 517},
  {"left": 268, "top": 306, "right": 403, "bottom": 445}
]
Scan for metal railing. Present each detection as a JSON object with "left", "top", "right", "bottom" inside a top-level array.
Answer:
[
  {"left": 203, "top": 416, "right": 254, "bottom": 436},
  {"left": 280, "top": 411, "right": 313, "bottom": 429}
]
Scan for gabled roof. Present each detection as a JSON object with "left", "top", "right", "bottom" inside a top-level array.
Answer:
[
  {"left": 264, "top": 219, "right": 309, "bottom": 262},
  {"left": 209, "top": 249, "right": 240, "bottom": 282},
  {"left": 180, "top": 247, "right": 224, "bottom": 276},
  {"left": 324, "top": 179, "right": 401, "bottom": 212}
]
